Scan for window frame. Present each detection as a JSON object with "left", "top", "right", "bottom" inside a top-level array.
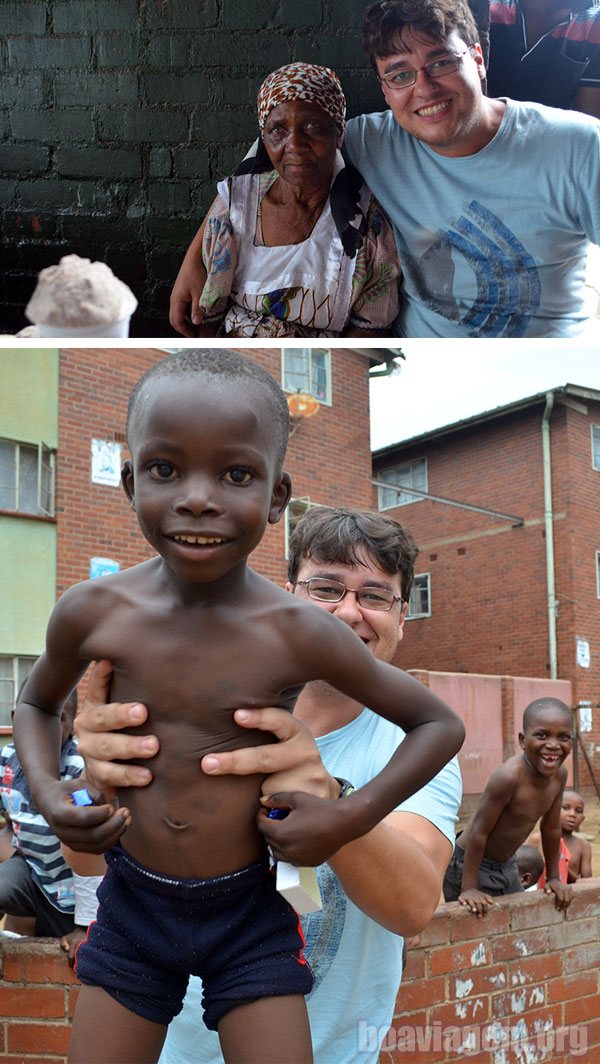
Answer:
[
  {"left": 285, "top": 496, "right": 315, "bottom": 560},
  {"left": 591, "top": 424, "right": 600, "bottom": 471},
  {"left": 0, "top": 655, "right": 38, "bottom": 731},
  {"left": 281, "top": 348, "right": 332, "bottom": 407},
  {"left": 377, "top": 458, "right": 428, "bottom": 511},
  {"left": 0, "top": 439, "right": 56, "bottom": 517},
  {"left": 596, "top": 550, "right": 600, "bottom": 599},
  {"left": 406, "top": 572, "right": 431, "bottom": 620}
]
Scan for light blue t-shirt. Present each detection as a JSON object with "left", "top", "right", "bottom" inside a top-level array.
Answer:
[
  {"left": 159, "top": 709, "right": 462, "bottom": 1064},
  {"left": 343, "top": 99, "right": 600, "bottom": 338}
]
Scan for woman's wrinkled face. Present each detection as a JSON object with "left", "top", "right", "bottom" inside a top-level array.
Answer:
[{"left": 261, "top": 99, "right": 340, "bottom": 190}]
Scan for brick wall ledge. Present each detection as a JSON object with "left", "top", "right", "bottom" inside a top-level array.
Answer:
[
  {"left": 0, "top": 879, "right": 597, "bottom": 1063},
  {"left": 382, "top": 876, "right": 600, "bottom": 1063}
]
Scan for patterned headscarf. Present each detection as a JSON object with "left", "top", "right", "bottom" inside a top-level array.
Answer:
[{"left": 257, "top": 62, "right": 346, "bottom": 145}]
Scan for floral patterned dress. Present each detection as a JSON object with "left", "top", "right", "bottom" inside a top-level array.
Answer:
[{"left": 199, "top": 169, "right": 400, "bottom": 337}]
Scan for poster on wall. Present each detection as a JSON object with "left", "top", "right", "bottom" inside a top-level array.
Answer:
[
  {"left": 91, "top": 439, "right": 122, "bottom": 487},
  {"left": 576, "top": 637, "right": 590, "bottom": 669}
]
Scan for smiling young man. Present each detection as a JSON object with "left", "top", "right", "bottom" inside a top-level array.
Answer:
[
  {"left": 372, "top": 23, "right": 503, "bottom": 155},
  {"left": 340, "top": 0, "right": 600, "bottom": 337}
]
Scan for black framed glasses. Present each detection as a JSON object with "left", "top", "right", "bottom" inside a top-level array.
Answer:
[
  {"left": 295, "top": 578, "right": 403, "bottom": 611},
  {"left": 379, "top": 46, "right": 475, "bottom": 90}
]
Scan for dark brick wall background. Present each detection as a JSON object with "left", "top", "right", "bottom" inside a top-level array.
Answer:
[{"left": 0, "top": 0, "right": 385, "bottom": 336}]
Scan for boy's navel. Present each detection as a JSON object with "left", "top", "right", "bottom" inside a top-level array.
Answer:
[{"left": 163, "top": 815, "right": 191, "bottom": 831}]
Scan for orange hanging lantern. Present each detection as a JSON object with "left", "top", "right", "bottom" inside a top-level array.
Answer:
[{"left": 287, "top": 391, "right": 320, "bottom": 419}]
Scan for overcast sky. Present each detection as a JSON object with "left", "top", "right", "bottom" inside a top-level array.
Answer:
[{"left": 369, "top": 338, "right": 600, "bottom": 450}]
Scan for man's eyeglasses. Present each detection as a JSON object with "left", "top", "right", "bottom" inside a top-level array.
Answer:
[
  {"left": 379, "top": 47, "right": 475, "bottom": 90},
  {"left": 295, "top": 578, "right": 403, "bottom": 611}
]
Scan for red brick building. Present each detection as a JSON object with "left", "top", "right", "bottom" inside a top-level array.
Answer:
[{"left": 373, "top": 384, "right": 600, "bottom": 790}]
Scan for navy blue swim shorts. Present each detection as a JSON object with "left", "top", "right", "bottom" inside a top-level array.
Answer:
[{"left": 75, "top": 847, "right": 313, "bottom": 1029}]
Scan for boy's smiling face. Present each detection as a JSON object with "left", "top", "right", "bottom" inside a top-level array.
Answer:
[
  {"left": 519, "top": 707, "right": 573, "bottom": 778},
  {"left": 123, "top": 376, "right": 291, "bottom": 584}
]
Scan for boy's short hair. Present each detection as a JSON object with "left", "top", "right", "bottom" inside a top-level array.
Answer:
[
  {"left": 563, "top": 788, "right": 585, "bottom": 806},
  {"left": 287, "top": 506, "right": 418, "bottom": 600},
  {"left": 362, "top": 0, "right": 480, "bottom": 66},
  {"left": 522, "top": 697, "right": 572, "bottom": 732},
  {"left": 515, "top": 844, "right": 544, "bottom": 881},
  {"left": 127, "top": 350, "right": 290, "bottom": 470}
]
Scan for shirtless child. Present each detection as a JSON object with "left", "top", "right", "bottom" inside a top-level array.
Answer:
[
  {"left": 561, "top": 788, "right": 592, "bottom": 882},
  {"left": 13, "top": 350, "right": 464, "bottom": 1064},
  {"left": 443, "top": 697, "right": 573, "bottom": 917}
]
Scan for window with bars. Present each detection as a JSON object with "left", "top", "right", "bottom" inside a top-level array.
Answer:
[
  {"left": 406, "top": 573, "right": 431, "bottom": 619},
  {"left": 377, "top": 459, "right": 428, "bottom": 510},
  {"left": 592, "top": 425, "right": 600, "bottom": 471},
  {"left": 0, "top": 656, "right": 38, "bottom": 729},
  {"left": 281, "top": 349, "right": 331, "bottom": 405},
  {"left": 596, "top": 551, "right": 600, "bottom": 599},
  {"left": 0, "top": 440, "right": 55, "bottom": 516}
]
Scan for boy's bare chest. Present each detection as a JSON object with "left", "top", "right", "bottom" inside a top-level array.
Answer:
[
  {"left": 81, "top": 600, "right": 303, "bottom": 722},
  {"left": 508, "top": 778, "right": 561, "bottom": 824}
]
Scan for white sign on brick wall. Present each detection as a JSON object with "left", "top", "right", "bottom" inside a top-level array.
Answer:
[
  {"left": 91, "top": 439, "right": 122, "bottom": 487},
  {"left": 576, "top": 637, "right": 590, "bottom": 669}
]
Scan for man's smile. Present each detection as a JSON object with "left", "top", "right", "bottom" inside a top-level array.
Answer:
[{"left": 415, "top": 99, "right": 451, "bottom": 118}]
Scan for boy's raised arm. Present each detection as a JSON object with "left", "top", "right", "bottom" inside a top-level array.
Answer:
[{"left": 258, "top": 612, "right": 465, "bottom": 866}]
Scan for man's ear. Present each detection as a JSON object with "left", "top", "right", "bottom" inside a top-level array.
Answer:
[
  {"left": 473, "top": 43, "right": 486, "bottom": 81},
  {"left": 268, "top": 471, "right": 292, "bottom": 525},
  {"left": 396, "top": 600, "right": 409, "bottom": 642},
  {"left": 518, "top": 731, "right": 525, "bottom": 750},
  {"left": 121, "top": 460, "right": 135, "bottom": 507}
]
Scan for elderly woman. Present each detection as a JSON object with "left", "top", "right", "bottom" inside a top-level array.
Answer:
[{"left": 170, "top": 62, "right": 400, "bottom": 338}]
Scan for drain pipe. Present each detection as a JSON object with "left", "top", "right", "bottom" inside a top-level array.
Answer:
[{"left": 542, "top": 392, "right": 558, "bottom": 679}]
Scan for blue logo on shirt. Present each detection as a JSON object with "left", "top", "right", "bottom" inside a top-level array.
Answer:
[{"left": 404, "top": 200, "right": 542, "bottom": 336}]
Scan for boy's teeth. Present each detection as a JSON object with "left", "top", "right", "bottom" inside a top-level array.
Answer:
[
  {"left": 174, "top": 535, "right": 225, "bottom": 544},
  {"left": 418, "top": 101, "right": 448, "bottom": 116}
]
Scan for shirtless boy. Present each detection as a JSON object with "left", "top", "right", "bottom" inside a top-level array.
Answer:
[
  {"left": 443, "top": 697, "right": 573, "bottom": 916},
  {"left": 13, "top": 350, "right": 464, "bottom": 1064},
  {"left": 561, "top": 788, "right": 592, "bottom": 882}
]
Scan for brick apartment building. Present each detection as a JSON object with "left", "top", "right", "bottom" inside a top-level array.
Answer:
[
  {"left": 373, "top": 383, "right": 600, "bottom": 791},
  {"left": 0, "top": 345, "right": 386, "bottom": 729}
]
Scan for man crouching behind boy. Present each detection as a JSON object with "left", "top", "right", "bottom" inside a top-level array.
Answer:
[
  {"left": 443, "top": 698, "right": 573, "bottom": 917},
  {"left": 13, "top": 351, "right": 464, "bottom": 1064}
]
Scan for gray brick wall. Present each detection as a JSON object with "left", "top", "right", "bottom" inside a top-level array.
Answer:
[{"left": 0, "top": 0, "right": 383, "bottom": 335}]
